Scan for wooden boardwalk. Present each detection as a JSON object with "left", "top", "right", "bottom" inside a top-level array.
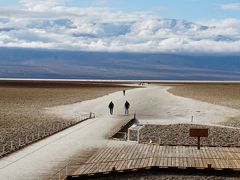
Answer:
[{"left": 72, "top": 142, "right": 240, "bottom": 176}]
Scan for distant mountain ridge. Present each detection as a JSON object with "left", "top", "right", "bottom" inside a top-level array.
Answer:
[{"left": 0, "top": 47, "right": 239, "bottom": 80}]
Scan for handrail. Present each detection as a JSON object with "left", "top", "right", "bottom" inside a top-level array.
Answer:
[{"left": 0, "top": 112, "right": 95, "bottom": 158}]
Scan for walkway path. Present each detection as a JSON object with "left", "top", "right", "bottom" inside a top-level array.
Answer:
[{"left": 73, "top": 142, "right": 240, "bottom": 177}]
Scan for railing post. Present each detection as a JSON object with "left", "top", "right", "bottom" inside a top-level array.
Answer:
[
  {"left": 58, "top": 171, "right": 61, "bottom": 180},
  {"left": 38, "top": 131, "right": 40, "bottom": 139},
  {"left": 2, "top": 145, "right": 5, "bottom": 154},
  {"left": 10, "top": 141, "right": 14, "bottom": 151},
  {"left": 227, "top": 156, "right": 229, "bottom": 168},
  {"left": 66, "top": 165, "right": 68, "bottom": 175},
  {"left": 137, "top": 129, "right": 139, "bottom": 143},
  {"left": 32, "top": 133, "right": 34, "bottom": 141},
  {"left": 19, "top": 137, "right": 21, "bottom": 147}
]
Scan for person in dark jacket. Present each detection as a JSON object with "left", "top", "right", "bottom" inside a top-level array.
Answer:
[
  {"left": 124, "top": 101, "right": 130, "bottom": 115},
  {"left": 123, "top": 90, "right": 126, "bottom": 96},
  {"left": 108, "top": 101, "right": 114, "bottom": 115}
]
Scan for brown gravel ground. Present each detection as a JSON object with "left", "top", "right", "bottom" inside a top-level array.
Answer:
[
  {"left": 0, "top": 81, "right": 134, "bottom": 154},
  {"left": 168, "top": 84, "right": 240, "bottom": 127}
]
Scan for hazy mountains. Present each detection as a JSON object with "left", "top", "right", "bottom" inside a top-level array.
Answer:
[{"left": 0, "top": 48, "right": 239, "bottom": 80}]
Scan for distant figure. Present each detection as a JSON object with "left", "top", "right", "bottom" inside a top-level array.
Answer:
[
  {"left": 124, "top": 101, "right": 130, "bottom": 115},
  {"left": 108, "top": 101, "right": 114, "bottom": 115},
  {"left": 123, "top": 90, "right": 126, "bottom": 96}
]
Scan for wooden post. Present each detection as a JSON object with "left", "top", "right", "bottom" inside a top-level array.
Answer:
[
  {"left": 227, "top": 156, "right": 229, "bottom": 168},
  {"left": 38, "top": 131, "right": 40, "bottom": 139},
  {"left": 2, "top": 145, "right": 5, "bottom": 154},
  {"left": 159, "top": 137, "right": 161, "bottom": 145},
  {"left": 137, "top": 129, "right": 139, "bottom": 143},
  {"left": 25, "top": 135, "right": 28, "bottom": 144},
  {"left": 207, "top": 164, "right": 212, "bottom": 169},
  {"left": 19, "top": 137, "right": 21, "bottom": 146},
  {"left": 65, "top": 165, "right": 68, "bottom": 175},
  {"left": 190, "top": 128, "right": 208, "bottom": 150},
  {"left": 10, "top": 141, "right": 14, "bottom": 151},
  {"left": 124, "top": 132, "right": 127, "bottom": 140},
  {"left": 32, "top": 133, "right": 34, "bottom": 141},
  {"left": 197, "top": 137, "right": 200, "bottom": 150}
]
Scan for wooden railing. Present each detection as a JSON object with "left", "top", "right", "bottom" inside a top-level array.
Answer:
[{"left": 0, "top": 112, "right": 95, "bottom": 158}]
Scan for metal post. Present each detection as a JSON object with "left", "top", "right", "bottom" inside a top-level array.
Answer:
[
  {"left": 19, "top": 137, "right": 21, "bottom": 146},
  {"left": 25, "top": 135, "right": 28, "bottom": 144}
]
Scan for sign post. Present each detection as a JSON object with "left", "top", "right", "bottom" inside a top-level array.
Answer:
[{"left": 190, "top": 128, "right": 208, "bottom": 150}]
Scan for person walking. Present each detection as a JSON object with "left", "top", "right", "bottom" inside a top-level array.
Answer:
[
  {"left": 124, "top": 101, "right": 130, "bottom": 115},
  {"left": 123, "top": 90, "right": 126, "bottom": 96},
  {"left": 108, "top": 101, "right": 114, "bottom": 115}
]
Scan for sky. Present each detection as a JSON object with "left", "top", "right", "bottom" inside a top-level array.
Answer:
[{"left": 0, "top": 0, "right": 240, "bottom": 54}]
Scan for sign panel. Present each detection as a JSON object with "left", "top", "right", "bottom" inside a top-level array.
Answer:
[{"left": 190, "top": 128, "right": 208, "bottom": 137}]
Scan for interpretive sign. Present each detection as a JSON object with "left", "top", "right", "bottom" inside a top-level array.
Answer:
[
  {"left": 190, "top": 128, "right": 209, "bottom": 150},
  {"left": 190, "top": 128, "right": 208, "bottom": 137}
]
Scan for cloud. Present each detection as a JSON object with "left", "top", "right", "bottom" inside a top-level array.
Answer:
[
  {"left": 20, "top": 0, "right": 65, "bottom": 11},
  {"left": 0, "top": 1, "right": 239, "bottom": 54},
  {"left": 220, "top": 3, "right": 240, "bottom": 11}
]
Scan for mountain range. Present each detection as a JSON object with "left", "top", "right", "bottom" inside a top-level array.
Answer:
[{"left": 0, "top": 47, "right": 239, "bottom": 80}]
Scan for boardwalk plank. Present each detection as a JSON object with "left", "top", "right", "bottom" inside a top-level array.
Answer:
[{"left": 74, "top": 144, "right": 240, "bottom": 175}]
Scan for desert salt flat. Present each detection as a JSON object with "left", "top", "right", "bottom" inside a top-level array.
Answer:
[
  {"left": 0, "top": 85, "right": 240, "bottom": 180},
  {"left": 48, "top": 85, "right": 240, "bottom": 125}
]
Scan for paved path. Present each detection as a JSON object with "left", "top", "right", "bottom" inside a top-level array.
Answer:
[{"left": 0, "top": 85, "right": 239, "bottom": 179}]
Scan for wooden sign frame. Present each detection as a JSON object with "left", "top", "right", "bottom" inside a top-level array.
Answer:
[{"left": 189, "top": 128, "right": 209, "bottom": 150}]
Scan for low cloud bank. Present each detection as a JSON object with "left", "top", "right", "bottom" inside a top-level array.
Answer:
[{"left": 0, "top": 1, "right": 239, "bottom": 54}]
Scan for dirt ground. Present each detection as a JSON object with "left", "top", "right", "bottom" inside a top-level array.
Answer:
[
  {"left": 0, "top": 81, "right": 133, "bottom": 152},
  {"left": 168, "top": 84, "right": 240, "bottom": 127},
  {"left": 0, "top": 81, "right": 131, "bottom": 128},
  {"left": 168, "top": 84, "right": 240, "bottom": 110}
]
